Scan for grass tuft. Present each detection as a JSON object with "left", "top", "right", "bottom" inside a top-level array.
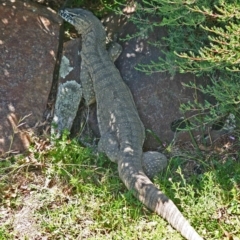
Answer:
[{"left": 0, "top": 131, "right": 239, "bottom": 239}]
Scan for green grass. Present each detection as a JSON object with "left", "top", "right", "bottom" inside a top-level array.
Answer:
[{"left": 0, "top": 132, "right": 240, "bottom": 239}]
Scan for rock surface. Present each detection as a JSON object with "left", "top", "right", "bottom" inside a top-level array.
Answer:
[
  {"left": 0, "top": 1, "right": 62, "bottom": 155},
  {"left": 112, "top": 17, "right": 210, "bottom": 149},
  {"left": 51, "top": 39, "right": 83, "bottom": 138}
]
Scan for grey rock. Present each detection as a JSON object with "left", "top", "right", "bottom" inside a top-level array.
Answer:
[{"left": 52, "top": 80, "right": 82, "bottom": 138}]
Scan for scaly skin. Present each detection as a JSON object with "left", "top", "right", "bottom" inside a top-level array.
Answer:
[{"left": 59, "top": 8, "right": 203, "bottom": 240}]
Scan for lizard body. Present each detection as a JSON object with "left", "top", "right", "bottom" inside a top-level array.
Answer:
[{"left": 59, "top": 8, "right": 203, "bottom": 240}]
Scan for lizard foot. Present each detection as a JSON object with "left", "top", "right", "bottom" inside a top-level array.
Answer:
[{"left": 142, "top": 151, "right": 168, "bottom": 179}]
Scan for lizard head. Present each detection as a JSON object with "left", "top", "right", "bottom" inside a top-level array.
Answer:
[{"left": 59, "top": 8, "right": 104, "bottom": 36}]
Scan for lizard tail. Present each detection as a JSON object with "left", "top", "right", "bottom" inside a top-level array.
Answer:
[{"left": 118, "top": 158, "right": 203, "bottom": 240}]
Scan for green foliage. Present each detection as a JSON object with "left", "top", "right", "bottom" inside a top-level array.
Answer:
[
  {"left": 127, "top": 0, "right": 240, "bottom": 130},
  {"left": 47, "top": 130, "right": 114, "bottom": 193},
  {"left": 131, "top": 0, "right": 240, "bottom": 73},
  {"left": 0, "top": 227, "right": 13, "bottom": 240},
  {"left": 179, "top": 72, "right": 240, "bottom": 129}
]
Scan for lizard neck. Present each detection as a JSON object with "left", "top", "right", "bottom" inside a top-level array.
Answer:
[{"left": 81, "top": 30, "right": 119, "bottom": 90}]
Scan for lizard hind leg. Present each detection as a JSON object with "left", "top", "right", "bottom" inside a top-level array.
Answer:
[{"left": 142, "top": 151, "right": 168, "bottom": 179}]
